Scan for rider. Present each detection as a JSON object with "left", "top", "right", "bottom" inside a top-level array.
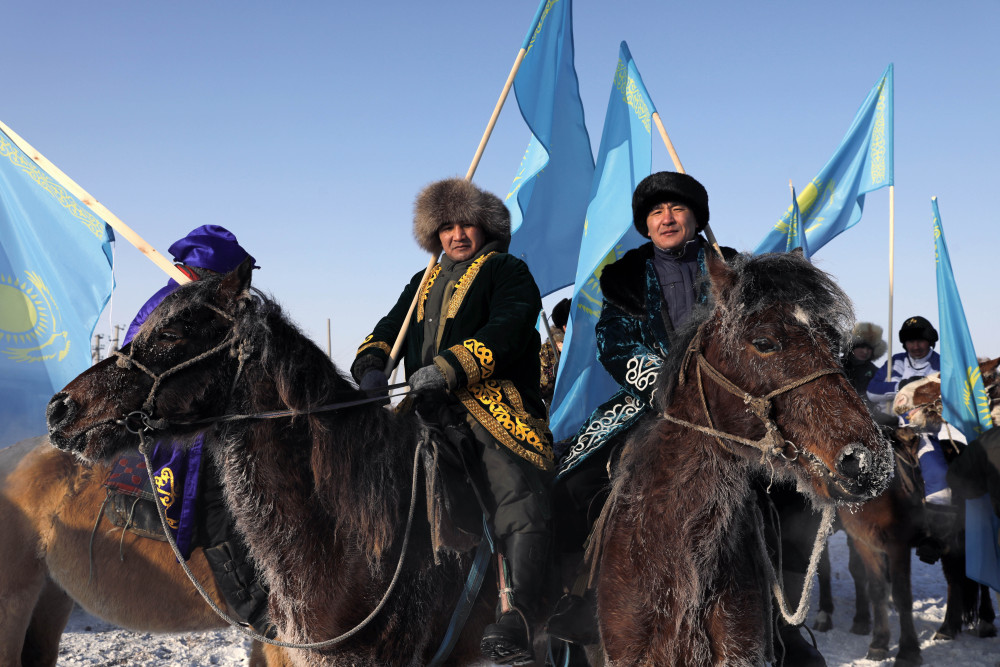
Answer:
[
  {"left": 540, "top": 297, "right": 570, "bottom": 410},
  {"left": 350, "top": 178, "right": 553, "bottom": 665},
  {"left": 123, "top": 225, "right": 272, "bottom": 637},
  {"left": 841, "top": 322, "right": 895, "bottom": 426}
]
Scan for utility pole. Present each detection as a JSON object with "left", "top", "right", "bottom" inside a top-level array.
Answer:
[
  {"left": 110, "top": 325, "right": 122, "bottom": 355},
  {"left": 91, "top": 333, "right": 104, "bottom": 364}
]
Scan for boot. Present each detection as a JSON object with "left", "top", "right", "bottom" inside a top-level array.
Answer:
[
  {"left": 545, "top": 590, "right": 599, "bottom": 646},
  {"left": 774, "top": 571, "right": 826, "bottom": 667},
  {"left": 481, "top": 532, "right": 549, "bottom": 665},
  {"left": 916, "top": 501, "right": 959, "bottom": 564}
]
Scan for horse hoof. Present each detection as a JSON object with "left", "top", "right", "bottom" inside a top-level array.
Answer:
[
  {"left": 812, "top": 611, "right": 833, "bottom": 632},
  {"left": 850, "top": 619, "right": 872, "bottom": 635},
  {"left": 933, "top": 624, "right": 957, "bottom": 641},
  {"left": 866, "top": 648, "right": 889, "bottom": 661},
  {"left": 893, "top": 650, "right": 923, "bottom": 667},
  {"left": 975, "top": 621, "right": 997, "bottom": 638}
]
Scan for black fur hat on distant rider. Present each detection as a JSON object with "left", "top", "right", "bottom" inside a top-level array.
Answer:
[
  {"left": 632, "top": 171, "right": 710, "bottom": 237},
  {"left": 413, "top": 178, "right": 511, "bottom": 255},
  {"left": 898, "top": 315, "right": 939, "bottom": 346}
]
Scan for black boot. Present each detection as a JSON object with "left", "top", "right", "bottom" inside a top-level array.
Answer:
[
  {"left": 774, "top": 571, "right": 826, "bottom": 667},
  {"left": 481, "top": 532, "right": 549, "bottom": 665},
  {"left": 917, "top": 501, "right": 958, "bottom": 564},
  {"left": 545, "top": 590, "right": 599, "bottom": 646}
]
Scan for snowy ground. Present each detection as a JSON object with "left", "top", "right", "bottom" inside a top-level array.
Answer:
[{"left": 56, "top": 531, "right": 1000, "bottom": 666}]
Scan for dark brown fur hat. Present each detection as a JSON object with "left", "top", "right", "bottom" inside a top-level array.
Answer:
[{"left": 413, "top": 178, "right": 511, "bottom": 254}]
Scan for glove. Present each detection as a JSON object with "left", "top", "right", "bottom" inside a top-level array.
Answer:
[
  {"left": 359, "top": 369, "right": 388, "bottom": 394},
  {"left": 409, "top": 365, "right": 448, "bottom": 393},
  {"left": 897, "top": 376, "right": 922, "bottom": 391}
]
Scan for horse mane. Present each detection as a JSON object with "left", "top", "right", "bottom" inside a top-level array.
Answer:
[{"left": 658, "top": 252, "right": 855, "bottom": 409}]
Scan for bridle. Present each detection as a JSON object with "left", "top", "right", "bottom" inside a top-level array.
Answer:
[{"left": 660, "top": 327, "right": 845, "bottom": 464}]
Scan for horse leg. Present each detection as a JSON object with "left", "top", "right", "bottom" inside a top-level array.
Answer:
[
  {"left": 851, "top": 540, "right": 891, "bottom": 661},
  {"left": 812, "top": 541, "right": 834, "bottom": 632},
  {"left": 846, "top": 534, "right": 872, "bottom": 635},
  {"left": 886, "top": 541, "right": 921, "bottom": 667},
  {"left": 21, "top": 579, "right": 73, "bottom": 667},
  {"left": 934, "top": 549, "right": 966, "bottom": 640},
  {"left": 975, "top": 584, "right": 997, "bottom": 637}
]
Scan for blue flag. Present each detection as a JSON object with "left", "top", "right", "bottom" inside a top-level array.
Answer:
[
  {"left": 548, "top": 41, "right": 653, "bottom": 441},
  {"left": 755, "top": 64, "right": 893, "bottom": 256},
  {"left": 0, "top": 124, "right": 114, "bottom": 445},
  {"left": 933, "top": 198, "right": 993, "bottom": 441},
  {"left": 505, "top": 0, "right": 594, "bottom": 297},
  {"left": 784, "top": 184, "right": 811, "bottom": 258}
]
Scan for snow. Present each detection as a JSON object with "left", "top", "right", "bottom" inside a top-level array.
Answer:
[{"left": 56, "top": 531, "right": 1000, "bottom": 666}]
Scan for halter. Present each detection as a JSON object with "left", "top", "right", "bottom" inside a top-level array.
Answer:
[{"left": 660, "top": 327, "right": 845, "bottom": 464}]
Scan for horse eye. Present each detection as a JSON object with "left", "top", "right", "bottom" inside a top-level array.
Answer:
[
  {"left": 158, "top": 330, "right": 182, "bottom": 343},
  {"left": 752, "top": 337, "right": 780, "bottom": 353}
]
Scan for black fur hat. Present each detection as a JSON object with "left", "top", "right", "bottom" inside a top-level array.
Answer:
[
  {"left": 632, "top": 172, "right": 709, "bottom": 237},
  {"left": 413, "top": 178, "right": 511, "bottom": 255},
  {"left": 899, "top": 316, "right": 939, "bottom": 346}
]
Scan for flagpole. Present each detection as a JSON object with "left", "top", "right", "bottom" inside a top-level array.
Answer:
[
  {"left": 885, "top": 185, "right": 895, "bottom": 378},
  {"left": 0, "top": 120, "right": 190, "bottom": 286},
  {"left": 652, "top": 111, "right": 723, "bottom": 256},
  {"left": 384, "top": 1, "right": 548, "bottom": 375}
]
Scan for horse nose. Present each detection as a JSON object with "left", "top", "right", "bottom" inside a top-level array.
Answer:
[
  {"left": 46, "top": 392, "right": 77, "bottom": 432},
  {"left": 836, "top": 444, "right": 869, "bottom": 481}
]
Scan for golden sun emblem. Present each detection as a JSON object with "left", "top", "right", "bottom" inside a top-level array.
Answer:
[{"left": 0, "top": 271, "right": 70, "bottom": 363}]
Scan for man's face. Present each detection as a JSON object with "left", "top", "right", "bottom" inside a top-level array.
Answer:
[
  {"left": 904, "top": 338, "right": 931, "bottom": 359},
  {"left": 851, "top": 345, "right": 873, "bottom": 362},
  {"left": 646, "top": 201, "right": 698, "bottom": 251},
  {"left": 438, "top": 222, "right": 485, "bottom": 262}
]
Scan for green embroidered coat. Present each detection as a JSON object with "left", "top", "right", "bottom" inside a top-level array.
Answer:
[{"left": 355, "top": 251, "right": 553, "bottom": 470}]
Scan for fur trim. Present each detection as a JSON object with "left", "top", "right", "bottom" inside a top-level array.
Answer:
[
  {"left": 851, "top": 322, "right": 887, "bottom": 359},
  {"left": 632, "top": 172, "right": 710, "bottom": 237},
  {"left": 412, "top": 178, "right": 511, "bottom": 254}
]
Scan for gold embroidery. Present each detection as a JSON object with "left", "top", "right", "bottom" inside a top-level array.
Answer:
[
  {"left": 446, "top": 252, "right": 496, "bottom": 319},
  {"left": 458, "top": 380, "right": 553, "bottom": 470},
  {"left": 450, "top": 343, "right": 481, "bottom": 385},
  {"left": 463, "top": 339, "right": 495, "bottom": 379},
  {"left": 357, "top": 337, "right": 391, "bottom": 356},
  {"left": 416, "top": 264, "right": 442, "bottom": 322}
]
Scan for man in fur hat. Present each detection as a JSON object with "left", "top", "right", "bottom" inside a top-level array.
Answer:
[
  {"left": 841, "top": 322, "right": 893, "bottom": 424},
  {"left": 351, "top": 178, "right": 552, "bottom": 665},
  {"left": 546, "top": 172, "right": 826, "bottom": 666}
]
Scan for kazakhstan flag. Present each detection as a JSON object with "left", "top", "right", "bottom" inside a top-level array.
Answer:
[
  {"left": 755, "top": 64, "right": 893, "bottom": 256},
  {"left": 505, "top": 0, "right": 594, "bottom": 297},
  {"left": 933, "top": 197, "right": 993, "bottom": 441},
  {"left": 784, "top": 184, "right": 810, "bottom": 258},
  {"left": 0, "top": 123, "right": 113, "bottom": 445},
  {"left": 548, "top": 41, "right": 653, "bottom": 441}
]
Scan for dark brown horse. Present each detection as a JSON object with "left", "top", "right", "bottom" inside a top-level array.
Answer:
[
  {"left": 594, "top": 252, "right": 894, "bottom": 666},
  {"left": 45, "top": 260, "right": 510, "bottom": 666},
  {"left": 812, "top": 426, "right": 996, "bottom": 667}
]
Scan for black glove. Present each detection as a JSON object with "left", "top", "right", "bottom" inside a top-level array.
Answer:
[
  {"left": 350, "top": 354, "right": 383, "bottom": 384},
  {"left": 409, "top": 365, "right": 447, "bottom": 393},
  {"left": 359, "top": 369, "right": 388, "bottom": 394}
]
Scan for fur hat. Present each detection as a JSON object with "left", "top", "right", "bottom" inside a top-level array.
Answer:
[
  {"left": 850, "top": 322, "right": 888, "bottom": 359},
  {"left": 899, "top": 315, "right": 939, "bottom": 346},
  {"left": 632, "top": 172, "right": 710, "bottom": 237},
  {"left": 413, "top": 178, "right": 511, "bottom": 254}
]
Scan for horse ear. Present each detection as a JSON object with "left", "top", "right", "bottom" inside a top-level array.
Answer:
[
  {"left": 706, "top": 250, "right": 736, "bottom": 302},
  {"left": 215, "top": 257, "right": 254, "bottom": 305}
]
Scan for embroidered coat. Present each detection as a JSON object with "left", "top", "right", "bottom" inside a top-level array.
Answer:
[
  {"left": 556, "top": 238, "right": 737, "bottom": 479},
  {"left": 355, "top": 250, "right": 553, "bottom": 470}
]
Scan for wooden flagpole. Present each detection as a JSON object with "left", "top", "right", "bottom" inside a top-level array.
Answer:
[
  {"left": 383, "top": 8, "right": 543, "bottom": 375},
  {"left": 0, "top": 120, "right": 190, "bottom": 285},
  {"left": 885, "top": 185, "right": 895, "bottom": 378},
  {"left": 652, "top": 112, "right": 723, "bottom": 257}
]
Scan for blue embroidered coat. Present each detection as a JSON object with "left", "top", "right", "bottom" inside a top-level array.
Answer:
[{"left": 557, "top": 238, "right": 737, "bottom": 479}]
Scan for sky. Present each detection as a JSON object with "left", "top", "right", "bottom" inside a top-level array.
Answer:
[{"left": 2, "top": 0, "right": 998, "bottom": 376}]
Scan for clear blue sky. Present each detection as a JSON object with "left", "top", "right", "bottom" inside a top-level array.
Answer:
[{"left": 3, "top": 1, "right": 997, "bottom": 371}]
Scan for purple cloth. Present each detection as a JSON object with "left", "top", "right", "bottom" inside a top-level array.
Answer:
[
  {"left": 148, "top": 435, "right": 205, "bottom": 559},
  {"left": 168, "top": 224, "right": 258, "bottom": 274}
]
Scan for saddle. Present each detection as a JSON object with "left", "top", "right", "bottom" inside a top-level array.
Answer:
[{"left": 102, "top": 451, "right": 169, "bottom": 541}]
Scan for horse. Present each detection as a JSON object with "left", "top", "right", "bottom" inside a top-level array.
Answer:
[
  {"left": 593, "top": 251, "right": 895, "bottom": 666},
  {"left": 811, "top": 425, "right": 996, "bottom": 667},
  {"left": 893, "top": 357, "right": 1000, "bottom": 430},
  {"left": 46, "top": 258, "right": 569, "bottom": 666},
  {"left": 0, "top": 434, "right": 288, "bottom": 667}
]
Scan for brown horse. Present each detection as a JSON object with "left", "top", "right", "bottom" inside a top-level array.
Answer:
[
  {"left": 594, "top": 252, "right": 894, "bottom": 666},
  {"left": 45, "top": 259, "right": 534, "bottom": 666},
  {"left": 0, "top": 435, "right": 287, "bottom": 667},
  {"left": 893, "top": 357, "right": 1000, "bottom": 430},
  {"left": 812, "top": 426, "right": 996, "bottom": 667}
]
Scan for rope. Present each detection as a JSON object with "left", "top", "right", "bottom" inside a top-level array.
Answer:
[{"left": 137, "top": 427, "right": 426, "bottom": 650}]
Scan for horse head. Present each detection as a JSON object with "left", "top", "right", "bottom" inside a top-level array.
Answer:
[
  {"left": 660, "top": 251, "right": 894, "bottom": 504},
  {"left": 893, "top": 357, "right": 1000, "bottom": 429},
  {"left": 47, "top": 259, "right": 257, "bottom": 461}
]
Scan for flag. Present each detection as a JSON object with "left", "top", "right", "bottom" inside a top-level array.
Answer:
[
  {"left": 505, "top": 0, "right": 594, "bottom": 297},
  {"left": 0, "top": 123, "right": 114, "bottom": 445},
  {"left": 755, "top": 64, "right": 893, "bottom": 256},
  {"left": 933, "top": 198, "right": 993, "bottom": 442},
  {"left": 548, "top": 41, "right": 654, "bottom": 441},
  {"left": 784, "top": 183, "right": 811, "bottom": 258}
]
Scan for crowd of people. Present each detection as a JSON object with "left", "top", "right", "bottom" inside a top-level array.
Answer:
[{"left": 129, "top": 172, "right": 992, "bottom": 666}]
